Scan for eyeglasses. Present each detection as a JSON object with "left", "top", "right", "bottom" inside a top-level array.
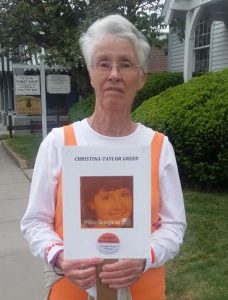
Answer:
[{"left": 90, "top": 61, "right": 142, "bottom": 75}]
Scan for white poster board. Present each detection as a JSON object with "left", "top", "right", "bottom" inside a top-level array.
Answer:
[
  {"left": 46, "top": 74, "right": 71, "bottom": 94},
  {"left": 62, "top": 145, "right": 151, "bottom": 259}
]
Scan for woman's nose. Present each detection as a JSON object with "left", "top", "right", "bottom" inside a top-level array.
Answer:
[{"left": 107, "top": 65, "right": 121, "bottom": 81}]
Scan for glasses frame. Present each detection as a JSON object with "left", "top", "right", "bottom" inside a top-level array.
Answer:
[{"left": 89, "top": 61, "right": 142, "bottom": 75}]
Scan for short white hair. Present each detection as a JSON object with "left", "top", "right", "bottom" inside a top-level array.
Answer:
[{"left": 79, "top": 14, "right": 151, "bottom": 72}]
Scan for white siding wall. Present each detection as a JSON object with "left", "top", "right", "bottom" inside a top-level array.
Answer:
[
  {"left": 167, "top": 32, "right": 185, "bottom": 72},
  {"left": 168, "top": 21, "right": 228, "bottom": 73},
  {"left": 211, "top": 21, "right": 228, "bottom": 71}
]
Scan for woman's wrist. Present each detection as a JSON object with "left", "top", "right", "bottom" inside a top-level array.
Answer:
[{"left": 51, "top": 249, "right": 64, "bottom": 275}]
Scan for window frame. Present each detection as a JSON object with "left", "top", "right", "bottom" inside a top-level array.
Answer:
[{"left": 193, "top": 19, "right": 212, "bottom": 73}]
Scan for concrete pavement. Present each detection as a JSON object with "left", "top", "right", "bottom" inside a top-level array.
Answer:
[{"left": 0, "top": 141, "right": 44, "bottom": 300}]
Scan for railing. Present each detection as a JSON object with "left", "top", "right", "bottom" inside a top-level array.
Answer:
[{"left": 7, "top": 115, "right": 69, "bottom": 138}]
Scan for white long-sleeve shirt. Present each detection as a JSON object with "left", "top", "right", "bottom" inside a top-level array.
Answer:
[{"left": 21, "top": 119, "right": 186, "bottom": 271}]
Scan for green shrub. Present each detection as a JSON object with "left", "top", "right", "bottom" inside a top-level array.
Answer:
[
  {"left": 132, "top": 72, "right": 183, "bottom": 111},
  {"left": 68, "top": 94, "right": 95, "bottom": 122},
  {"left": 68, "top": 72, "right": 183, "bottom": 122},
  {"left": 132, "top": 69, "right": 228, "bottom": 190}
]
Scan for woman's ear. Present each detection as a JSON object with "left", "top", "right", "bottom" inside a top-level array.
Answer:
[{"left": 138, "top": 71, "right": 147, "bottom": 91}]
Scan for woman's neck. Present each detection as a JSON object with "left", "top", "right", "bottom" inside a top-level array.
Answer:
[{"left": 87, "top": 111, "right": 137, "bottom": 137}]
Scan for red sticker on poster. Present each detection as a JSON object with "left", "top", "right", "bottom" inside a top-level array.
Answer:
[{"left": 97, "top": 233, "right": 120, "bottom": 254}]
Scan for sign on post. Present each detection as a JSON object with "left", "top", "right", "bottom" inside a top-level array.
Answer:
[
  {"left": 46, "top": 74, "right": 71, "bottom": 94},
  {"left": 14, "top": 75, "right": 40, "bottom": 95},
  {"left": 14, "top": 75, "right": 41, "bottom": 115}
]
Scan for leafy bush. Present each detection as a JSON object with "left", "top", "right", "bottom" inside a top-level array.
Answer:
[
  {"left": 132, "top": 72, "right": 183, "bottom": 111},
  {"left": 68, "top": 94, "right": 95, "bottom": 122},
  {"left": 132, "top": 69, "right": 228, "bottom": 190},
  {"left": 68, "top": 72, "right": 183, "bottom": 122}
]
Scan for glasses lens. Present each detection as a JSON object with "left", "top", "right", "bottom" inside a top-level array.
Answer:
[{"left": 119, "top": 62, "right": 134, "bottom": 74}]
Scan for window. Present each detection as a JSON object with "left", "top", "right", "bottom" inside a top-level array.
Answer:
[{"left": 194, "top": 19, "right": 211, "bottom": 73}]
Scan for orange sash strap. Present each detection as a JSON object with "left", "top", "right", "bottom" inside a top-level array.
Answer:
[
  {"left": 50, "top": 125, "right": 165, "bottom": 300},
  {"left": 54, "top": 125, "right": 77, "bottom": 238},
  {"left": 151, "top": 132, "right": 164, "bottom": 232},
  {"left": 64, "top": 124, "right": 77, "bottom": 145}
]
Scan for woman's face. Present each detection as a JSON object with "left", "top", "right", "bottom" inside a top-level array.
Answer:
[
  {"left": 89, "top": 187, "right": 133, "bottom": 226},
  {"left": 89, "top": 37, "right": 147, "bottom": 113}
]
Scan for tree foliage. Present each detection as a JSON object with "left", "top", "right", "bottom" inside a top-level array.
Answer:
[{"left": 0, "top": 0, "right": 166, "bottom": 66}]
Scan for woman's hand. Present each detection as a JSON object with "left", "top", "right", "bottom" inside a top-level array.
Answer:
[
  {"left": 56, "top": 252, "right": 103, "bottom": 290},
  {"left": 99, "top": 259, "right": 146, "bottom": 288}
]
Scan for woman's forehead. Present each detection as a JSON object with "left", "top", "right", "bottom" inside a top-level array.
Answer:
[{"left": 92, "top": 37, "right": 138, "bottom": 61}]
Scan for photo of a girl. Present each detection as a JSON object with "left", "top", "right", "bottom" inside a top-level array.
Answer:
[{"left": 80, "top": 176, "right": 133, "bottom": 228}]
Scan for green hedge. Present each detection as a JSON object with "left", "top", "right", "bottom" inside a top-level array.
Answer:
[
  {"left": 68, "top": 94, "right": 95, "bottom": 122},
  {"left": 132, "top": 69, "right": 228, "bottom": 190},
  {"left": 68, "top": 72, "right": 183, "bottom": 122},
  {"left": 132, "top": 72, "right": 183, "bottom": 110}
]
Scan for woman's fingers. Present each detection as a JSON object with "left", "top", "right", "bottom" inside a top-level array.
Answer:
[
  {"left": 61, "top": 257, "right": 103, "bottom": 290},
  {"left": 69, "top": 266, "right": 97, "bottom": 290},
  {"left": 99, "top": 259, "right": 145, "bottom": 288}
]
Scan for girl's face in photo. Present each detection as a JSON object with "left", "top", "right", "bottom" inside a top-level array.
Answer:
[{"left": 89, "top": 187, "right": 133, "bottom": 225}]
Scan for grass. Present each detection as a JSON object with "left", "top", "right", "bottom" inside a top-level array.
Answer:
[
  {"left": 166, "top": 192, "right": 228, "bottom": 300},
  {"left": 4, "top": 133, "right": 42, "bottom": 168},
  {"left": 0, "top": 134, "right": 9, "bottom": 141},
  {"left": 2, "top": 134, "right": 228, "bottom": 299}
]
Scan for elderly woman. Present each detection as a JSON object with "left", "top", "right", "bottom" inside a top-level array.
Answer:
[{"left": 21, "top": 14, "right": 186, "bottom": 300}]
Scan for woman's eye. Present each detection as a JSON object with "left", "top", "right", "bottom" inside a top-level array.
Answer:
[
  {"left": 120, "top": 62, "right": 132, "bottom": 69},
  {"left": 98, "top": 61, "right": 110, "bottom": 69}
]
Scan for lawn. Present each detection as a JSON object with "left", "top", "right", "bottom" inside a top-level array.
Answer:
[
  {"left": 4, "top": 133, "right": 42, "bottom": 168},
  {"left": 166, "top": 192, "right": 228, "bottom": 300},
  {"left": 1, "top": 133, "right": 228, "bottom": 299}
]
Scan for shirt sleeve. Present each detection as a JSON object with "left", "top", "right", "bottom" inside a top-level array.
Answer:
[
  {"left": 144, "top": 136, "right": 187, "bottom": 271},
  {"left": 20, "top": 128, "right": 64, "bottom": 263}
]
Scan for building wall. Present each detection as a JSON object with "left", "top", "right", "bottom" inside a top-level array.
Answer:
[
  {"left": 211, "top": 21, "right": 228, "bottom": 71},
  {"left": 148, "top": 47, "right": 168, "bottom": 73},
  {"left": 167, "top": 31, "right": 184, "bottom": 72}
]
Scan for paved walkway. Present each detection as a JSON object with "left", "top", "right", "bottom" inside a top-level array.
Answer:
[
  {"left": 0, "top": 123, "right": 8, "bottom": 135},
  {"left": 0, "top": 142, "right": 44, "bottom": 300}
]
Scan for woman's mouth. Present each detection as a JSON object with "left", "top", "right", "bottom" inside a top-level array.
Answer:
[{"left": 105, "top": 87, "right": 124, "bottom": 93}]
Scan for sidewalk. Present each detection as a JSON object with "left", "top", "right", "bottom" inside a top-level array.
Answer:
[
  {"left": 0, "top": 123, "right": 8, "bottom": 135},
  {"left": 0, "top": 141, "right": 44, "bottom": 300}
]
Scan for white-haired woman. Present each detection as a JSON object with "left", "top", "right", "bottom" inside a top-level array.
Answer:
[{"left": 21, "top": 14, "right": 186, "bottom": 300}]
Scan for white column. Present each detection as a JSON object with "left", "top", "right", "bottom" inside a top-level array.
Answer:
[
  {"left": 183, "top": 7, "right": 202, "bottom": 82},
  {"left": 184, "top": 11, "right": 194, "bottom": 81},
  {"left": 40, "top": 59, "right": 47, "bottom": 138}
]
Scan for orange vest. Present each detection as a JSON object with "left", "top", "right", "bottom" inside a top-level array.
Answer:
[{"left": 49, "top": 124, "right": 165, "bottom": 300}]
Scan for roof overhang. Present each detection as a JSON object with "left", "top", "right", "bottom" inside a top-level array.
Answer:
[{"left": 162, "top": 0, "right": 225, "bottom": 24}]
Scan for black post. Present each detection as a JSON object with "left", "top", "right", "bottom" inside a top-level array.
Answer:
[
  {"left": 56, "top": 111, "right": 59, "bottom": 127},
  {"left": 7, "top": 115, "right": 13, "bottom": 138}
]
